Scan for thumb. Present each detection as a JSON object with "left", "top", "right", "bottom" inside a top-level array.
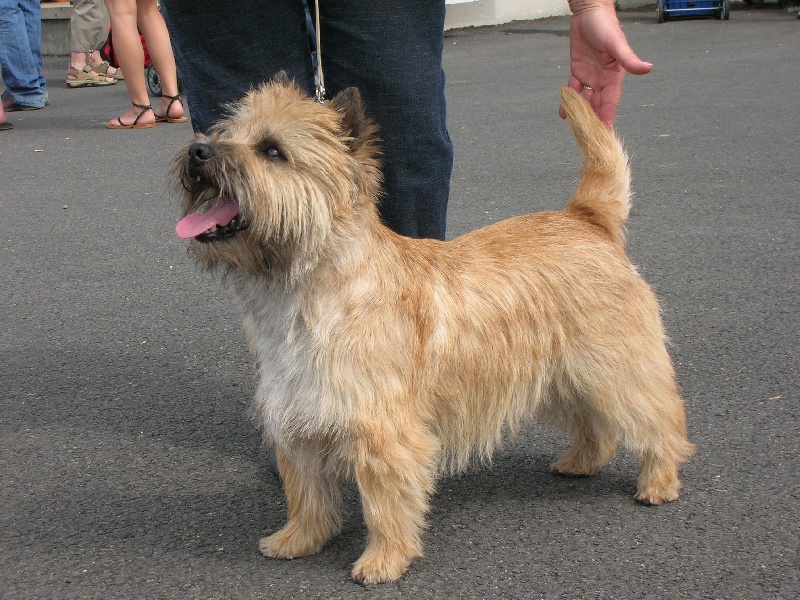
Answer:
[{"left": 613, "top": 44, "right": 653, "bottom": 76}]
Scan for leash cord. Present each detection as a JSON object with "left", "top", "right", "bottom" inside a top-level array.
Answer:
[{"left": 314, "top": 0, "right": 326, "bottom": 103}]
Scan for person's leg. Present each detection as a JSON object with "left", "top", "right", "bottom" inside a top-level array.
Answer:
[
  {"left": 0, "top": 0, "right": 47, "bottom": 108},
  {"left": 68, "top": 0, "right": 116, "bottom": 85},
  {"left": 160, "top": 0, "right": 313, "bottom": 134},
  {"left": 104, "top": 0, "right": 154, "bottom": 126},
  {"left": 0, "top": 100, "right": 11, "bottom": 129},
  {"left": 75, "top": 0, "right": 122, "bottom": 79},
  {"left": 84, "top": 0, "right": 110, "bottom": 53},
  {"left": 161, "top": 0, "right": 451, "bottom": 238},
  {"left": 318, "top": 0, "right": 452, "bottom": 240},
  {"left": 134, "top": 0, "right": 183, "bottom": 120},
  {"left": 71, "top": 0, "right": 106, "bottom": 56},
  {"left": 19, "top": 0, "right": 45, "bottom": 101},
  {"left": 70, "top": 0, "right": 111, "bottom": 62}
]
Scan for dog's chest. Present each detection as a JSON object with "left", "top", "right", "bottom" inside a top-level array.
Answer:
[{"left": 233, "top": 277, "right": 351, "bottom": 443}]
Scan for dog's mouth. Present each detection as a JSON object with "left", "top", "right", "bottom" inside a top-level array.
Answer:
[{"left": 176, "top": 200, "right": 249, "bottom": 243}]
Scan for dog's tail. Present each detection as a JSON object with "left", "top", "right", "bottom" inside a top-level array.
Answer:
[{"left": 561, "top": 87, "right": 631, "bottom": 248}]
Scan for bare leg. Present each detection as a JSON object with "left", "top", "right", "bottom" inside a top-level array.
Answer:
[
  {"left": 135, "top": 0, "right": 184, "bottom": 120},
  {"left": 104, "top": 0, "right": 154, "bottom": 125}
]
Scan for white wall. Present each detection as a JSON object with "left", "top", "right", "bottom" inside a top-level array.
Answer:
[{"left": 444, "top": 0, "right": 571, "bottom": 30}]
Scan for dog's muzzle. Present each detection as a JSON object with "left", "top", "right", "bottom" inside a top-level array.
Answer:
[{"left": 176, "top": 142, "right": 249, "bottom": 242}]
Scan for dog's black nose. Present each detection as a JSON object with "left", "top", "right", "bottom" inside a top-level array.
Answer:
[{"left": 188, "top": 142, "right": 214, "bottom": 177}]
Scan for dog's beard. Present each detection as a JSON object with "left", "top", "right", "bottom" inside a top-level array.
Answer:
[
  {"left": 176, "top": 181, "right": 323, "bottom": 281},
  {"left": 173, "top": 158, "right": 350, "bottom": 282}
]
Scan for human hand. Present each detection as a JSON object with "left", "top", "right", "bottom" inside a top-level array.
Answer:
[{"left": 560, "top": 1, "right": 653, "bottom": 128}]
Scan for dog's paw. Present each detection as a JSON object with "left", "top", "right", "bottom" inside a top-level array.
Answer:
[
  {"left": 551, "top": 441, "right": 617, "bottom": 477},
  {"left": 351, "top": 550, "right": 412, "bottom": 584},
  {"left": 259, "top": 524, "right": 325, "bottom": 559},
  {"left": 634, "top": 486, "right": 680, "bottom": 506},
  {"left": 551, "top": 455, "right": 602, "bottom": 477},
  {"left": 551, "top": 463, "right": 594, "bottom": 477}
]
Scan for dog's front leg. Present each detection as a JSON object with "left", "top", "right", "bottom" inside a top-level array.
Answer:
[
  {"left": 350, "top": 424, "right": 438, "bottom": 584},
  {"left": 259, "top": 447, "right": 342, "bottom": 559}
]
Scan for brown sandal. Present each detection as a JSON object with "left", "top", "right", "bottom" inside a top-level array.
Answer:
[
  {"left": 66, "top": 65, "right": 116, "bottom": 88},
  {"left": 154, "top": 94, "right": 188, "bottom": 124},
  {"left": 91, "top": 61, "right": 124, "bottom": 81},
  {"left": 107, "top": 102, "right": 155, "bottom": 129}
]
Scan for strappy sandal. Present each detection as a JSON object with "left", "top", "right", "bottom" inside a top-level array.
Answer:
[
  {"left": 66, "top": 65, "right": 116, "bottom": 88},
  {"left": 91, "top": 61, "right": 124, "bottom": 81},
  {"left": 154, "top": 94, "right": 188, "bottom": 124},
  {"left": 107, "top": 102, "right": 155, "bottom": 129}
]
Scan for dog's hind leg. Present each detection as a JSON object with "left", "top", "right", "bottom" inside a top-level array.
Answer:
[
  {"left": 562, "top": 364, "right": 693, "bottom": 505},
  {"left": 545, "top": 375, "right": 619, "bottom": 477},
  {"left": 548, "top": 343, "right": 694, "bottom": 504},
  {"left": 259, "top": 447, "right": 342, "bottom": 559},
  {"left": 349, "top": 421, "right": 439, "bottom": 584},
  {"left": 613, "top": 363, "right": 694, "bottom": 505},
  {"left": 630, "top": 388, "right": 695, "bottom": 505},
  {"left": 551, "top": 412, "right": 618, "bottom": 477}
]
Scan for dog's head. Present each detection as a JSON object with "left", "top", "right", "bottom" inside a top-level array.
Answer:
[{"left": 171, "top": 73, "right": 383, "bottom": 279}]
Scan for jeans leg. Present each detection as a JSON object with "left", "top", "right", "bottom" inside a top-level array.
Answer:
[
  {"left": 19, "top": 0, "right": 45, "bottom": 96},
  {"left": 161, "top": 0, "right": 451, "bottom": 240},
  {"left": 318, "top": 0, "right": 452, "bottom": 240},
  {"left": 0, "top": 0, "right": 46, "bottom": 107},
  {"left": 161, "top": 0, "right": 313, "bottom": 134}
]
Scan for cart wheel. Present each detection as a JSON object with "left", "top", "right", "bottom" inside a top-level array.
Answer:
[
  {"left": 145, "top": 65, "right": 183, "bottom": 97},
  {"left": 657, "top": 0, "right": 667, "bottom": 23},
  {"left": 146, "top": 64, "right": 162, "bottom": 97}
]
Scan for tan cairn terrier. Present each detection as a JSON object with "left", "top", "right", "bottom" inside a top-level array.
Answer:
[{"left": 172, "top": 76, "right": 694, "bottom": 584}]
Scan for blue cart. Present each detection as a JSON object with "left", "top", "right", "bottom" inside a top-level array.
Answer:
[{"left": 656, "top": 0, "right": 730, "bottom": 22}]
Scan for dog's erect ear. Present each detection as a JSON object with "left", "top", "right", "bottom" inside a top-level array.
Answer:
[
  {"left": 273, "top": 71, "right": 291, "bottom": 86},
  {"left": 329, "top": 87, "right": 376, "bottom": 147}
]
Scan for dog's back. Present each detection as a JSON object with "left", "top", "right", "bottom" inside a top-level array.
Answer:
[
  {"left": 424, "top": 90, "right": 691, "bottom": 485},
  {"left": 561, "top": 87, "right": 631, "bottom": 248}
]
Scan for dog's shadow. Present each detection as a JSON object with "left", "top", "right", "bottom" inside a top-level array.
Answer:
[{"left": 288, "top": 430, "right": 640, "bottom": 577}]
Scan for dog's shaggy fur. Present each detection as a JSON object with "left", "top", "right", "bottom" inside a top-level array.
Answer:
[{"left": 172, "top": 77, "right": 694, "bottom": 584}]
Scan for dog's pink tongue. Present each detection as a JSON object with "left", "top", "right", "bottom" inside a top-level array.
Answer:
[{"left": 176, "top": 202, "right": 240, "bottom": 239}]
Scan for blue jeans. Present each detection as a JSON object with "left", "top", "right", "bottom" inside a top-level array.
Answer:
[
  {"left": 161, "top": 0, "right": 451, "bottom": 240},
  {"left": 0, "top": 0, "right": 48, "bottom": 108}
]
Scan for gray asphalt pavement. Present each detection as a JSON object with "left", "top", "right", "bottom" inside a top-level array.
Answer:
[{"left": 1, "top": 5, "right": 798, "bottom": 599}]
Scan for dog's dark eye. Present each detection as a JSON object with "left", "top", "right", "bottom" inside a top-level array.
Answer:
[{"left": 258, "top": 142, "right": 285, "bottom": 161}]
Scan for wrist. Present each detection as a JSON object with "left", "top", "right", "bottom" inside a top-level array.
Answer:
[{"left": 567, "top": 0, "right": 616, "bottom": 16}]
